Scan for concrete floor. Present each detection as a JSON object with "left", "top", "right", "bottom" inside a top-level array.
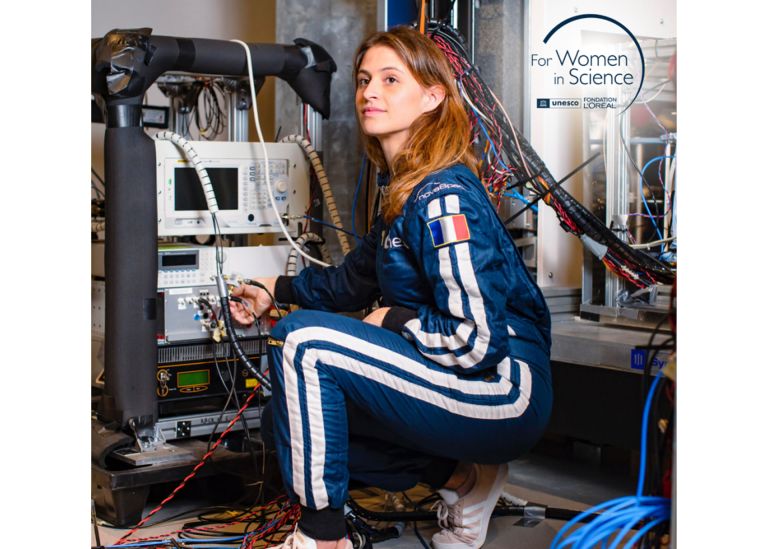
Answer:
[
  {"left": 92, "top": 449, "right": 636, "bottom": 548},
  {"left": 371, "top": 453, "right": 635, "bottom": 549}
]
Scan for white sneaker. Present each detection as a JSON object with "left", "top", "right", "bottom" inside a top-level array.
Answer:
[
  {"left": 431, "top": 463, "right": 509, "bottom": 549},
  {"left": 267, "top": 527, "right": 353, "bottom": 549}
]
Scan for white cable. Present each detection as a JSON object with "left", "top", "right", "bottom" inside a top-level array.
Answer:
[
  {"left": 154, "top": 130, "right": 229, "bottom": 275},
  {"left": 489, "top": 165, "right": 515, "bottom": 177},
  {"left": 500, "top": 489, "right": 528, "bottom": 507},
  {"left": 155, "top": 131, "right": 219, "bottom": 214},
  {"left": 230, "top": 39, "right": 330, "bottom": 268},
  {"left": 458, "top": 82, "right": 506, "bottom": 170},
  {"left": 280, "top": 134, "right": 351, "bottom": 256},
  {"left": 285, "top": 232, "right": 331, "bottom": 275},
  {"left": 635, "top": 83, "right": 667, "bottom": 105},
  {"left": 603, "top": 110, "right": 611, "bottom": 184},
  {"left": 667, "top": 155, "right": 676, "bottom": 191},
  {"left": 458, "top": 79, "right": 494, "bottom": 126},
  {"left": 663, "top": 155, "right": 676, "bottom": 253},
  {"left": 630, "top": 236, "right": 676, "bottom": 250}
]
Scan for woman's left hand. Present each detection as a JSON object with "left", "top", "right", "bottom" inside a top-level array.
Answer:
[{"left": 362, "top": 307, "right": 390, "bottom": 327}]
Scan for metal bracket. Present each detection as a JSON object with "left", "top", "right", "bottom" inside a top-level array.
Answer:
[
  {"left": 618, "top": 284, "right": 658, "bottom": 307},
  {"left": 110, "top": 418, "right": 197, "bottom": 467},
  {"left": 217, "top": 77, "right": 258, "bottom": 111},
  {"left": 111, "top": 441, "right": 196, "bottom": 467},
  {"left": 129, "top": 417, "right": 166, "bottom": 452},
  {"left": 157, "top": 75, "right": 204, "bottom": 114}
]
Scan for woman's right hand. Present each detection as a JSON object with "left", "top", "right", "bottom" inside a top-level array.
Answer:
[{"left": 229, "top": 277, "right": 277, "bottom": 326}]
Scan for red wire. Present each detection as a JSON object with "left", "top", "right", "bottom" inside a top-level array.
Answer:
[
  {"left": 119, "top": 495, "right": 289, "bottom": 545},
  {"left": 116, "top": 382, "right": 262, "bottom": 544},
  {"left": 244, "top": 504, "right": 301, "bottom": 549}
]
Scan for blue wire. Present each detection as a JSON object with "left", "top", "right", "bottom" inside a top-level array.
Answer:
[
  {"left": 570, "top": 506, "right": 658, "bottom": 549},
  {"left": 638, "top": 155, "right": 675, "bottom": 241},
  {"left": 105, "top": 543, "right": 168, "bottom": 548},
  {"left": 637, "top": 373, "right": 664, "bottom": 497},
  {"left": 181, "top": 536, "right": 247, "bottom": 543},
  {"left": 607, "top": 511, "right": 647, "bottom": 549},
  {"left": 550, "top": 372, "right": 670, "bottom": 549},
  {"left": 503, "top": 190, "right": 538, "bottom": 213},
  {"left": 112, "top": 504, "right": 297, "bottom": 549},
  {"left": 599, "top": 506, "right": 661, "bottom": 548},
  {"left": 106, "top": 536, "right": 248, "bottom": 548},
  {"left": 478, "top": 120, "right": 509, "bottom": 171},
  {"left": 553, "top": 501, "right": 668, "bottom": 549},
  {"left": 639, "top": 191, "right": 664, "bottom": 241},
  {"left": 458, "top": 79, "right": 505, "bottom": 170},
  {"left": 468, "top": 105, "right": 509, "bottom": 172},
  {"left": 621, "top": 515, "right": 668, "bottom": 549},
  {"left": 549, "top": 497, "right": 637, "bottom": 548},
  {"left": 579, "top": 511, "right": 643, "bottom": 548},
  {"left": 640, "top": 155, "right": 675, "bottom": 187},
  {"left": 241, "top": 508, "right": 291, "bottom": 546},
  {"left": 187, "top": 546, "right": 244, "bottom": 549},
  {"left": 350, "top": 155, "right": 366, "bottom": 241}
]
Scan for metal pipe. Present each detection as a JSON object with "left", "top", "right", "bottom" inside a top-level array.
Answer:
[
  {"left": 228, "top": 86, "right": 250, "bottom": 142},
  {"left": 306, "top": 105, "right": 323, "bottom": 153},
  {"left": 635, "top": 139, "right": 644, "bottom": 244}
]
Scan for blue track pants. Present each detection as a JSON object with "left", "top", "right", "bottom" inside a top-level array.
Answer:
[{"left": 267, "top": 309, "right": 552, "bottom": 511}]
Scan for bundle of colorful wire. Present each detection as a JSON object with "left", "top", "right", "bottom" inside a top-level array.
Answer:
[
  {"left": 106, "top": 497, "right": 301, "bottom": 549},
  {"left": 426, "top": 22, "right": 675, "bottom": 288}
]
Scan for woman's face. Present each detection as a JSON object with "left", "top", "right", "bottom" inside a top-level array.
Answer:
[{"left": 355, "top": 45, "right": 442, "bottom": 147}]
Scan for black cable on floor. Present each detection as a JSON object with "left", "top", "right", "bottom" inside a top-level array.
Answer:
[{"left": 413, "top": 522, "right": 430, "bottom": 549}]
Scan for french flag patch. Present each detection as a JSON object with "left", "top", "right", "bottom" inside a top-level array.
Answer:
[{"left": 428, "top": 214, "right": 471, "bottom": 248}]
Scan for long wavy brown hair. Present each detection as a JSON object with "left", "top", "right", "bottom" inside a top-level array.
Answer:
[{"left": 354, "top": 26, "right": 479, "bottom": 223}]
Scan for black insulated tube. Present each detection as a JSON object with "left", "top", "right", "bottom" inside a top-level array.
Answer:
[
  {"left": 92, "top": 29, "right": 336, "bottom": 118},
  {"left": 346, "top": 498, "right": 601, "bottom": 525},
  {"left": 217, "top": 276, "right": 272, "bottom": 392},
  {"left": 99, "top": 116, "right": 159, "bottom": 430}
]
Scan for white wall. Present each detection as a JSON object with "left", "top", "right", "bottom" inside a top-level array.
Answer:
[
  {"left": 91, "top": 0, "right": 276, "bottom": 177},
  {"left": 527, "top": 0, "right": 676, "bottom": 288}
]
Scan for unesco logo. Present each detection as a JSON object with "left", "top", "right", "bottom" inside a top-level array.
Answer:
[{"left": 536, "top": 98, "right": 580, "bottom": 109}]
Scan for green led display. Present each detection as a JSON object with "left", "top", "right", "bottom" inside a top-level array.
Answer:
[{"left": 177, "top": 370, "right": 209, "bottom": 387}]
